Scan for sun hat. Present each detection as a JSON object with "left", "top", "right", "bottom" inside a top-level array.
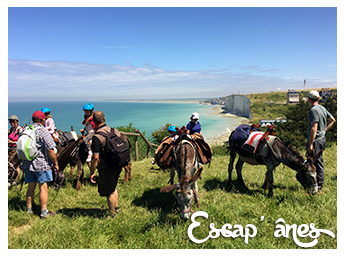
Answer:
[
  {"left": 8, "top": 115, "right": 19, "bottom": 121},
  {"left": 32, "top": 110, "right": 46, "bottom": 120},
  {"left": 191, "top": 112, "right": 199, "bottom": 120},
  {"left": 308, "top": 90, "right": 321, "bottom": 100}
]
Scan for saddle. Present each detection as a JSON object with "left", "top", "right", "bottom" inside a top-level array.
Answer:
[
  {"left": 241, "top": 131, "right": 276, "bottom": 157},
  {"left": 154, "top": 132, "right": 212, "bottom": 169}
]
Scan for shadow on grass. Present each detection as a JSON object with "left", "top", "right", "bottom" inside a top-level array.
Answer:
[
  {"left": 203, "top": 177, "right": 303, "bottom": 197},
  {"left": 131, "top": 187, "right": 181, "bottom": 228},
  {"left": 57, "top": 207, "right": 107, "bottom": 218}
]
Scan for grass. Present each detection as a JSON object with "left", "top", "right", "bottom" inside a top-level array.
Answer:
[{"left": 8, "top": 144, "right": 337, "bottom": 249}]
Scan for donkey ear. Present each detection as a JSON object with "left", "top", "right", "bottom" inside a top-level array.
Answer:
[
  {"left": 160, "top": 183, "right": 180, "bottom": 193},
  {"left": 189, "top": 166, "right": 203, "bottom": 186},
  {"left": 314, "top": 149, "right": 324, "bottom": 162}
]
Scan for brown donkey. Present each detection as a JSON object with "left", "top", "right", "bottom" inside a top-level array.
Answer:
[{"left": 160, "top": 136, "right": 203, "bottom": 220}]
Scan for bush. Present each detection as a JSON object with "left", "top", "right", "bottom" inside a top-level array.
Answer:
[
  {"left": 150, "top": 123, "right": 172, "bottom": 145},
  {"left": 274, "top": 94, "right": 337, "bottom": 150}
]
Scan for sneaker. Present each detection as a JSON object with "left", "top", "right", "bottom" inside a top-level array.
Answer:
[
  {"left": 40, "top": 211, "right": 57, "bottom": 219},
  {"left": 86, "top": 152, "right": 92, "bottom": 162},
  {"left": 104, "top": 213, "right": 116, "bottom": 219}
]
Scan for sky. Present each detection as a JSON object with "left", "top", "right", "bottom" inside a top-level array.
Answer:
[{"left": 7, "top": 5, "right": 339, "bottom": 101}]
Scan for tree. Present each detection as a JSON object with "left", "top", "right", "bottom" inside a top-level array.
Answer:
[
  {"left": 274, "top": 93, "right": 337, "bottom": 150},
  {"left": 274, "top": 98, "right": 311, "bottom": 149},
  {"left": 151, "top": 123, "right": 172, "bottom": 145}
]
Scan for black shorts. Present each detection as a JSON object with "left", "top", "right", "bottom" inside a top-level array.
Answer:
[{"left": 97, "top": 167, "right": 122, "bottom": 197}]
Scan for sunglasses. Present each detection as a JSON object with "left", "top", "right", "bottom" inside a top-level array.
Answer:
[{"left": 9, "top": 120, "right": 17, "bottom": 123}]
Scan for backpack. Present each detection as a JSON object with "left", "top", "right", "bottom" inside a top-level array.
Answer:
[
  {"left": 96, "top": 128, "right": 131, "bottom": 169},
  {"left": 16, "top": 125, "right": 43, "bottom": 161}
]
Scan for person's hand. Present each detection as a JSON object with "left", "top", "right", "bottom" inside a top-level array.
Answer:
[
  {"left": 307, "top": 144, "right": 315, "bottom": 156},
  {"left": 90, "top": 173, "right": 97, "bottom": 184},
  {"left": 53, "top": 164, "right": 59, "bottom": 172}
]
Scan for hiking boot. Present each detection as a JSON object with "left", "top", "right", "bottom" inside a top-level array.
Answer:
[{"left": 40, "top": 211, "right": 57, "bottom": 219}]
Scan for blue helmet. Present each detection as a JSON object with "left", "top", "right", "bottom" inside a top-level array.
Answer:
[
  {"left": 82, "top": 103, "right": 94, "bottom": 110},
  {"left": 40, "top": 107, "right": 50, "bottom": 114},
  {"left": 168, "top": 125, "right": 177, "bottom": 133}
]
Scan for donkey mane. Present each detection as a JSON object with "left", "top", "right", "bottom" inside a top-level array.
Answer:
[{"left": 273, "top": 138, "right": 304, "bottom": 169}]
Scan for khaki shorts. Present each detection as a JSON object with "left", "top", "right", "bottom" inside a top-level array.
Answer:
[{"left": 97, "top": 167, "right": 122, "bottom": 197}]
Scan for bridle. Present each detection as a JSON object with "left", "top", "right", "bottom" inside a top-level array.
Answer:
[
  {"left": 180, "top": 188, "right": 200, "bottom": 214},
  {"left": 297, "top": 160, "right": 318, "bottom": 189}
]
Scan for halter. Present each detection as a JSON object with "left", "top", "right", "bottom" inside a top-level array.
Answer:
[{"left": 180, "top": 188, "right": 200, "bottom": 214}]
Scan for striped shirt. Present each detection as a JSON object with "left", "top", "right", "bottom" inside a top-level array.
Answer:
[{"left": 20, "top": 123, "right": 56, "bottom": 172}]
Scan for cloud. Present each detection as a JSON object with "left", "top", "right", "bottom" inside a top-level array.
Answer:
[{"left": 8, "top": 59, "right": 337, "bottom": 102}]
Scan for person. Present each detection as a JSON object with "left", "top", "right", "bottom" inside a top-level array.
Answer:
[
  {"left": 8, "top": 115, "right": 23, "bottom": 152},
  {"left": 90, "top": 111, "right": 122, "bottom": 218},
  {"left": 8, "top": 115, "right": 23, "bottom": 185},
  {"left": 186, "top": 112, "right": 202, "bottom": 135},
  {"left": 80, "top": 103, "right": 97, "bottom": 162},
  {"left": 40, "top": 107, "right": 60, "bottom": 143},
  {"left": 20, "top": 110, "right": 59, "bottom": 219},
  {"left": 307, "top": 90, "right": 336, "bottom": 192}
]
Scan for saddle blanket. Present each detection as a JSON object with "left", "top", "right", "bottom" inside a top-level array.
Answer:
[{"left": 242, "top": 131, "right": 275, "bottom": 154}]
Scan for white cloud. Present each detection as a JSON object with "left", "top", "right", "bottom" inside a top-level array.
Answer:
[{"left": 8, "top": 59, "right": 337, "bottom": 102}]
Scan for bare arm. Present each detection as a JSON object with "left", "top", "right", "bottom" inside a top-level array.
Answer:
[
  {"left": 308, "top": 121, "right": 318, "bottom": 153},
  {"left": 47, "top": 149, "right": 59, "bottom": 171},
  {"left": 325, "top": 115, "right": 336, "bottom": 132},
  {"left": 90, "top": 153, "right": 99, "bottom": 183}
]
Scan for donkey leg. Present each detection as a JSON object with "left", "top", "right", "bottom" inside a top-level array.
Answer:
[
  {"left": 236, "top": 158, "right": 246, "bottom": 187},
  {"left": 227, "top": 149, "right": 236, "bottom": 186},
  {"left": 123, "top": 162, "right": 132, "bottom": 183},
  {"left": 76, "top": 162, "right": 84, "bottom": 191},
  {"left": 68, "top": 165, "right": 75, "bottom": 179},
  {"left": 265, "top": 163, "right": 274, "bottom": 197},
  {"left": 128, "top": 161, "right": 132, "bottom": 181}
]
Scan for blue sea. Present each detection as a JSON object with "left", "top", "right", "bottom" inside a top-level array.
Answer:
[{"left": 8, "top": 101, "right": 243, "bottom": 140}]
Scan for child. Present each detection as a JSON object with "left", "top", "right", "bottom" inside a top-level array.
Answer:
[
  {"left": 40, "top": 107, "right": 60, "bottom": 143},
  {"left": 80, "top": 103, "right": 97, "bottom": 162}
]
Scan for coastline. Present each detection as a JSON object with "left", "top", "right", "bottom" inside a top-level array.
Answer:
[{"left": 204, "top": 105, "right": 249, "bottom": 146}]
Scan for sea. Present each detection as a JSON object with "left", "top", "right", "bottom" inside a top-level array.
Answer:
[{"left": 8, "top": 101, "right": 244, "bottom": 140}]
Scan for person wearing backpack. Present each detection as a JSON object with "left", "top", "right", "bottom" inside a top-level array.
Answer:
[
  {"left": 90, "top": 111, "right": 128, "bottom": 218},
  {"left": 20, "top": 110, "right": 59, "bottom": 219}
]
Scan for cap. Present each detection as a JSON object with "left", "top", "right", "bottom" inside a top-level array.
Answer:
[
  {"left": 191, "top": 112, "right": 199, "bottom": 120},
  {"left": 32, "top": 110, "right": 46, "bottom": 120},
  {"left": 9, "top": 115, "right": 19, "bottom": 121},
  {"left": 308, "top": 90, "right": 321, "bottom": 100}
]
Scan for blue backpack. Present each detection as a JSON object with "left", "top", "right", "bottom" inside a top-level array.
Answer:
[{"left": 230, "top": 124, "right": 252, "bottom": 141}]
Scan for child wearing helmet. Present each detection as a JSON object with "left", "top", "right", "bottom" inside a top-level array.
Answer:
[
  {"left": 40, "top": 107, "right": 60, "bottom": 143},
  {"left": 81, "top": 103, "right": 97, "bottom": 162}
]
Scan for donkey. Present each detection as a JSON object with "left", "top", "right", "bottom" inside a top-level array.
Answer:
[
  {"left": 160, "top": 136, "right": 203, "bottom": 220},
  {"left": 228, "top": 133, "right": 322, "bottom": 197}
]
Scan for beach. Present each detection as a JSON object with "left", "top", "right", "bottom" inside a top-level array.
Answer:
[{"left": 203, "top": 106, "right": 249, "bottom": 146}]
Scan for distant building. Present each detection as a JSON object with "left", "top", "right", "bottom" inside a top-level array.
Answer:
[
  {"left": 260, "top": 119, "right": 287, "bottom": 127},
  {"left": 319, "top": 88, "right": 334, "bottom": 102},
  {"left": 287, "top": 89, "right": 300, "bottom": 104}
]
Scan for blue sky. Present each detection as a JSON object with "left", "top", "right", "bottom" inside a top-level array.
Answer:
[{"left": 8, "top": 6, "right": 338, "bottom": 101}]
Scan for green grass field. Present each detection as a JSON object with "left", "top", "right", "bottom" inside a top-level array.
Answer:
[{"left": 8, "top": 144, "right": 337, "bottom": 249}]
